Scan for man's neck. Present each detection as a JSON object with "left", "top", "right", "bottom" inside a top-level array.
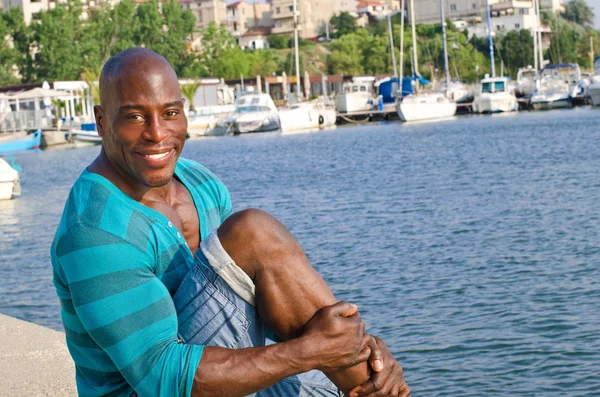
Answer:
[{"left": 88, "top": 148, "right": 173, "bottom": 203}]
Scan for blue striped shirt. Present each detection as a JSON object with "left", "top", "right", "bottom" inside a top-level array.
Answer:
[{"left": 51, "top": 158, "right": 232, "bottom": 397}]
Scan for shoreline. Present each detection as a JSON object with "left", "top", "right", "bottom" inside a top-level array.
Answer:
[{"left": 0, "top": 313, "right": 76, "bottom": 396}]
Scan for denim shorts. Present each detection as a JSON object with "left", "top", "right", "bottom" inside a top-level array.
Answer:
[{"left": 173, "top": 231, "right": 340, "bottom": 397}]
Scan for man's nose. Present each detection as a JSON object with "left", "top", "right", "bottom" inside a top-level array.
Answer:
[{"left": 143, "top": 115, "right": 168, "bottom": 142}]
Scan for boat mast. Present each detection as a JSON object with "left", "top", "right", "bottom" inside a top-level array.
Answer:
[
  {"left": 387, "top": 14, "right": 398, "bottom": 77},
  {"left": 293, "top": 0, "right": 301, "bottom": 100},
  {"left": 399, "top": 0, "right": 405, "bottom": 84},
  {"left": 409, "top": 0, "right": 419, "bottom": 91},
  {"left": 440, "top": 0, "right": 450, "bottom": 87},
  {"left": 485, "top": 0, "right": 495, "bottom": 77},
  {"left": 535, "top": 0, "right": 543, "bottom": 69},
  {"left": 532, "top": 0, "right": 539, "bottom": 70}
]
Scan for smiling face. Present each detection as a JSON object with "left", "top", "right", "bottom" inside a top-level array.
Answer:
[{"left": 95, "top": 54, "right": 187, "bottom": 190}]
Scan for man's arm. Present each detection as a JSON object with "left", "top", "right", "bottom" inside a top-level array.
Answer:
[{"left": 191, "top": 302, "right": 370, "bottom": 397}]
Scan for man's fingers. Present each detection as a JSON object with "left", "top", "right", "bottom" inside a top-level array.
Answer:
[
  {"left": 329, "top": 301, "right": 359, "bottom": 317},
  {"left": 367, "top": 335, "right": 384, "bottom": 372}
]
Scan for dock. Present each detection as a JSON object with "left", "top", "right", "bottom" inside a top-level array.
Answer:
[{"left": 0, "top": 314, "right": 76, "bottom": 396}]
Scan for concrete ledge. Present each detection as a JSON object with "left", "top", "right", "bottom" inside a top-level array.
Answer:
[{"left": 0, "top": 313, "right": 76, "bottom": 396}]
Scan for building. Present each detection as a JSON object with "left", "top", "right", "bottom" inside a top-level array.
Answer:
[
  {"left": 227, "top": 0, "right": 273, "bottom": 38},
  {"left": 409, "top": 0, "right": 563, "bottom": 26},
  {"left": 357, "top": 0, "right": 389, "bottom": 18},
  {"left": 179, "top": 0, "right": 227, "bottom": 30},
  {"left": 334, "top": 0, "right": 358, "bottom": 14},
  {"left": 239, "top": 26, "right": 271, "bottom": 49},
  {"left": 1, "top": 0, "right": 120, "bottom": 25},
  {"left": 271, "top": 0, "right": 336, "bottom": 39}
]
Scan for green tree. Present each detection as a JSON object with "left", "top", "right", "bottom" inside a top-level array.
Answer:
[
  {"left": 330, "top": 12, "right": 356, "bottom": 38},
  {"left": 4, "top": 8, "right": 33, "bottom": 82},
  {"left": 562, "top": 0, "right": 594, "bottom": 27},
  {"left": 327, "top": 32, "right": 366, "bottom": 74},
  {"left": 0, "top": 15, "right": 20, "bottom": 85},
  {"left": 31, "top": 1, "right": 84, "bottom": 81},
  {"left": 180, "top": 81, "right": 200, "bottom": 111},
  {"left": 496, "top": 30, "right": 535, "bottom": 78},
  {"left": 268, "top": 34, "right": 291, "bottom": 49},
  {"left": 112, "top": 0, "right": 139, "bottom": 54}
]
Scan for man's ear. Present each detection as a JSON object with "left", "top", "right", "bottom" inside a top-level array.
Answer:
[{"left": 94, "top": 105, "right": 106, "bottom": 137}]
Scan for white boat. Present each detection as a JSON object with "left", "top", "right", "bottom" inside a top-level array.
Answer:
[
  {"left": 530, "top": 64, "right": 580, "bottom": 110},
  {"left": 472, "top": 76, "right": 517, "bottom": 114},
  {"left": 396, "top": 0, "right": 457, "bottom": 122},
  {"left": 70, "top": 129, "right": 102, "bottom": 146},
  {"left": 187, "top": 105, "right": 236, "bottom": 137},
  {"left": 471, "top": 1, "right": 517, "bottom": 114},
  {"left": 397, "top": 92, "right": 457, "bottom": 122},
  {"left": 530, "top": 79, "right": 571, "bottom": 110},
  {"left": 586, "top": 57, "right": 600, "bottom": 106},
  {"left": 230, "top": 89, "right": 280, "bottom": 134},
  {"left": 279, "top": 100, "right": 336, "bottom": 133},
  {"left": 515, "top": 67, "right": 538, "bottom": 98},
  {"left": 335, "top": 77, "right": 377, "bottom": 113},
  {"left": 0, "top": 157, "right": 21, "bottom": 200}
]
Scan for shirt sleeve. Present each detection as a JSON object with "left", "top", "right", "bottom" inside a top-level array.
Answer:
[
  {"left": 218, "top": 182, "right": 233, "bottom": 223},
  {"left": 55, "top": 223, "right": 203, "bottom": 397}
]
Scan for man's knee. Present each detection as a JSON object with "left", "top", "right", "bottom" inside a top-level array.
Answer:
[{"left": 218, "top": 209, "right": 293, "bottom": 276}]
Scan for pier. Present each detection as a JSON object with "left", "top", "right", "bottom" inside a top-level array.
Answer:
[{"left": 0, "top": 314, "right": 75, "bottom": 396}]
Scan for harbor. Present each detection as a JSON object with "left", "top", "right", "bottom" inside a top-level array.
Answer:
[{"left": 2, "top": 109, "right": 600, "bottom": 395}]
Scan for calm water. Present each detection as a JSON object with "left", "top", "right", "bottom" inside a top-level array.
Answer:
[{"left": 1, "top": 109, "right": 599, "bottom": 396}]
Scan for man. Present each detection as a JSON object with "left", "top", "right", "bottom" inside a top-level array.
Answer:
[{"left": 51, "top": 48, "right": 410, "bottom": 397}]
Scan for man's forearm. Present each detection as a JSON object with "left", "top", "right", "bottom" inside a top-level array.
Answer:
[{"left": 191, "top": 338, "right": 313, "bottom": 397}]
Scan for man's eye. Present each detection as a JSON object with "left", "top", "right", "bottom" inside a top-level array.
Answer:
[
  {"left": 165, "top": 111, "right": 179, "bottom": 117},
  {"left": 127, "top": 114, "right": 145, "bottom": 121}
]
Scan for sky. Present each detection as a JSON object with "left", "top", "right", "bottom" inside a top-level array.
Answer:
[{"left": 588, "top": 0, "right": 600, "bottom": 27}]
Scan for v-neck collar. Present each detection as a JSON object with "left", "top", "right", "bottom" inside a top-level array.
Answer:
[{"left": 81, "top": 161, "right": 206, "bottom": 243}]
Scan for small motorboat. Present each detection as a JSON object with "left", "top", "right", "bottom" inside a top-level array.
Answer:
[
  {"left": 229, "top": 89, "right": 280, "bottom": 134},
  {"left": 69, "top": 123, "right": 102, "bottom": 146},
  {"left": 0, "top": 129, "right": 42, "bottom": 156},
  {"left": 0, "top": 157, "right": 21, "bottom": 200}
]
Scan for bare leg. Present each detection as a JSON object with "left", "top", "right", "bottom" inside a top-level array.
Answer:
[{"left": 218, "top": 209, "right": 370, "bottom": 394}]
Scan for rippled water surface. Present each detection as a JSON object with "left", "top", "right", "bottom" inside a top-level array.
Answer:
[{"left": 1, "top": 109, "right": 600, "bottom": 396}]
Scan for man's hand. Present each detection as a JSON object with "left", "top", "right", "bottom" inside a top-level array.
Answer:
[
  {"left": 349, "top": 335, "right": 410, "bottom": 397},
  {"left": 299, "top": 301, "right": 368, "bottom": 372}
]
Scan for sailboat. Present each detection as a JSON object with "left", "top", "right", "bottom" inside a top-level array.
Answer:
[
  {"left": 395, "top": 0, "right": 457, "bottom": 122},
  {"left": 471, "top": 0, "right": 517, "bottom": 114},
  {"left": 279, "top": 0, "right": 336, "bottom": 133}
]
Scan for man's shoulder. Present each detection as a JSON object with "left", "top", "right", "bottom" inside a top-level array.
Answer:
[
  {"left": 54, "top": 171, "right": 150, "bottom": 244},
  {"left": 177, "top": 158, "right": 228, "bottom": 193}
]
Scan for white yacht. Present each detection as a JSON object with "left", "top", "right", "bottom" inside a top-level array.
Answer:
[
  {"left": 335, "top": 76, "right": 377, "bottom": 113},
  {"left": 472, "top": 76, "right": 517, "bottom": 114},
  {"left": 515, "top": 66, "right": 538, "bottom": 98},
  {"left": 0, "top": 157, "right": 20, "bottom": 200},
  {"left": 229, "top": 89, "right": 280, "bottom": 134},
  {"left": 279, "top": 100, "right": 336, "bottom": 133},
  {"left": 396, "top": 0, "right": 457, "bottom": 122},
  {"left": 187, "top": 105, "right": 235, "bottom": 137},
  {"left": 586, "top": 57, "right": 600, "bottom": 106},
  {"left": 397, "top": 93, "right": 457, "bottom": 122},
  {"left": 530, "top": 64, "right": 580, "bottom": 110}
]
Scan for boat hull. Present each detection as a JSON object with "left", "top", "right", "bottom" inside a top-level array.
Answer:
[
  {"left": 472, "top": 94, "right": 517, "bottom": 114},
  {"left": 335, "top": 92, "right": 375, "bottom": 113},
  {"left": 587, "top": 84, "right": 600, "bottom": 106},
  {"left": 0, "top": 130, "right": 42, "bottom": 155},
  {"left": 531, "top": 97, "right": 571, "bottom": 111},
  {"left": 396, "top": 94, "right": 457, "bottom": 122}
]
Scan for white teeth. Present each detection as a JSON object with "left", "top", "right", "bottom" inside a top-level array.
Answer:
[{"left": 145, "top": 151, "right": 170, "bottom": 159}]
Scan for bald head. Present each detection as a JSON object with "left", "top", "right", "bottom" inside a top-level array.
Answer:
[{"left": 99, "top": 48, "right": 179, "bottom": 111}]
